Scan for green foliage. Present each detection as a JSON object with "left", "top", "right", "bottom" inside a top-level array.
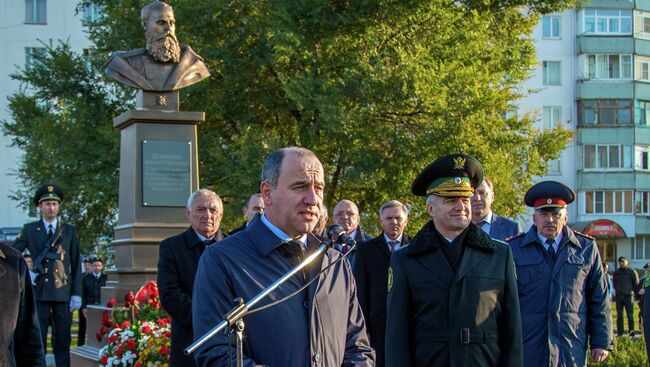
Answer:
[
  {"left": 2, "top": 43, "right": 122, "bottom": 252},
  {"left": 589, "top": 337, "right": 648, "bottom": 367},
  {"left": 4, "top": 0, "right": 573, "bottom": 240}
]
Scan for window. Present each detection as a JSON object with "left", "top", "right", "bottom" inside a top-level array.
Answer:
[
  {"left": 644, "top": 17, "right": 650, "bottom": 34},
  {"left": 584, "top": 144, "right": 632, "bottom": 169},
  {"left": 585, "top": 54, "right": 632, "bottom": 80},
  {"left": 25, "top": 47, "right": 46, "bottom": 69},
  {"left": 25, "top": 0, "right": 46, "bottom": 24},
  {"left": 583, "top": 9, "right": 632, "bottom": 34},
  {"left": 82, "top": 3, "right": 102, "bottom": 25},
  {"left": 584, "top": 190, "right": 633, "bottom": 214},
  {"left": 637, "top": 192, "right": 650, "bottom": 215},
  {"left": 578, "top": 99, "right": 633, "bottom": 125},
  {"left": 543, "top": 61, "right": 561, "bottom": 85},
  {"left": 642, "top": 62, "right": 650, "bottom": 81},
  {"left": 632, "top": 236, "right": 650, "bottom": 260},
  {"left": 542, "top": 106, "right": 561, "bottom": 129},
  {"left": 636, "top": 146, "right": 650, "bottom": 170},
  {"left": 636, "top": 101, "right": 650, "bottom": 125},
  {"left": 542, "top": 15, "right": 561, "bottom": 38}
]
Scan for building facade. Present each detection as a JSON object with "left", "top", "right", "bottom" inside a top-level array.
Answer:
[
  {"left": 521, "top": 0, "right": 650, "bottom": 268},
  {"left": 0, "top": 0, "right": 93, "bottom": 230}
]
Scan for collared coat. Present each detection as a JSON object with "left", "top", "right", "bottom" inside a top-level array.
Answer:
[
  {"left": 158, "top": 227, "right": 225, "bottom": 367},
  {"left": 0, "top": 243, "right": 46, "bottom": 367},
  {"left": 81, "top": 272, "right": 107, "bottom": 309},
  {"left": 508, "top": 226, "right": 613, "bottom": 367},
  {"left": 385, "top": 221, "right": 523, "bottom": 366},
  {"left": 487, "top": 214, "right": 522, "bottom": 242},
  {"left": 13, "top": 220, "right": 82, "bottom": 303},
  {"left": 353, "top": 233, "right": 410, "bottom": 367},
  {"left": 192, "top": 217, "right": 375, "bottom": 367}
]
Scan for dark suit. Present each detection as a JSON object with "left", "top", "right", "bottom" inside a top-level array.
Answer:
[
  {"left": 479, "top": 213, "right": 521, "bottom": 241},
  {"left": 0, "top": 244, "right": 46, "bottom": 367},
  {"left": 192, "top": 216, "right": 374, "bottom": 366},
  {"left": 386, "top": 221, "right": 523, "bottom": 366},
  {"left": 354, "top": 233, "right": 410, "bottom": 367},
  {"left": 79, "top": 272, "right": 107, "bottom": 345},
  {"left": 158, "top": 228, "right": 225, "bottom": 367},
  {"left": 13, "top": 220, "right": 81, "bottom": 367},
  {"left": 338, "top": 228, "right": 372, "bottom": 268}
]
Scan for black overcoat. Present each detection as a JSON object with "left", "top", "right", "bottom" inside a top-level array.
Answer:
[
  {"left": 157, "top": 227, "right": 225, "bottom": 367},
  {"left": 385, "top": 221, "right": 523, "bottom": 366},
  {"left": 0, "top": 244, "right": 46, "bottom": 367},
  {"left": 353, "top": 233, "right": 410, "bottom": 367},
  {"left": 13, "top": 220, "right": 82, "bottom": 302},
  {"left": 81, "top": 272, "right": 107, "bottom": 308}
]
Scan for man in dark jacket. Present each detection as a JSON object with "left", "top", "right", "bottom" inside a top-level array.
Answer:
[
  {"left": 227, "top": 193, "right": 264, "bottom": 235},
  {"left": 158, "top": 189, "right": 226, "bottom": 367},
  {"left": 354, "top": 200, "right": 410, "bottom": 367},
  {"left": 385, "top": 154, "right": 523, "bottom": 366},
  {"left": 192, "top": 147, "right": 374, "bottom": 366},
  {"left": 79, "top": 258, "right": 107, "bottom": 346},
  {"left": 13, "top": 184, "right": 82, "bottom": 367},
  {"left": 332, "top": 199, "right": 372, "bottom": 267},
  {"left": 508, "top": 181, "right": 613, "bottom": 366},
  {"left": 613, "top": 256, "right": 639, "bottom": 336},
  {"left": 0, "top": 243, "right": 46, "bottom": 367},
  {"left": 470, "top": 177, "right": 522, "bottom": 241}
]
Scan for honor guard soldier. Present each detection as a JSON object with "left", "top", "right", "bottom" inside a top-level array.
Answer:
[
  {"left": 14, "top": 184, "right": 82, "bottom": 367},
  {"left": 385, "top": 154, "right": 523, "bottom": 367},
  {"left": 508, "top": 181, "right": 613, "bottom": 366}
]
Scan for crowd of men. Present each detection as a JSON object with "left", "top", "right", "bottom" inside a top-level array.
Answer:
[{"left": 4, "top": 147, "right": 640, "bottom": 367}]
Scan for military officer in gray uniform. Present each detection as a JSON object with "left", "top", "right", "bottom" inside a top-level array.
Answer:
[
  {"left": 385, "top": 154, "right": 523, "bottom": 366},
  {"left": 14, "top": 184, "right": 82, "bottom": 367}
]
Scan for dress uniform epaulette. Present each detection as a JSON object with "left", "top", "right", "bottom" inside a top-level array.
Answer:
[
  {"left": 505, "top": 232, "right": 525, "bottom": 242},
  {"left": 573, "top": 230, "right": 595, "bottom": 241}
]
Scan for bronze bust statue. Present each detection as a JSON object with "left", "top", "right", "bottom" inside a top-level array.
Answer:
[{"left": 104, "top": 1, "right": 210, "bottom": 92}]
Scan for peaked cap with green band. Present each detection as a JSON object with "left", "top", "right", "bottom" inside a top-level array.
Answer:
[
  {"left": 411, "top": 154, "right": 484, "bottom": 197},
  {"left": 33, "top": 184, "right": 64, "bottom": 206}
]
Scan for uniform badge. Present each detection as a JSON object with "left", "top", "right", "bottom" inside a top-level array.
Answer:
[
  {"left": 453, "top": 156, "right": 466, "bottom": 170},
  {"left": 387, "top": 267, "right": 394, "bottom": 293},
  {"left": 47, "top": 185, "right": 54, "bottom": 192},
  {"left": 547, "top": 198, "right": 552, "bottom": 204},
  {"left": 454, "top": 177, "right": 461, "bottom": 184}
]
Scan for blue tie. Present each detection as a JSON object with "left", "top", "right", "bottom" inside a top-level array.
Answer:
[{"left": 546, "top": 238, "right": 556, "bottom": 259}]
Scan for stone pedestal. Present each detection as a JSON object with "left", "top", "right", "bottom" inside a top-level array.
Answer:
[{"left": 71, "top": 91, "right": 203, "bottom": 366}]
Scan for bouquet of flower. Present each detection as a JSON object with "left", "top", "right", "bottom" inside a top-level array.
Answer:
[{"left": 98, "top": 280, "right": 171, "bottom": 367}]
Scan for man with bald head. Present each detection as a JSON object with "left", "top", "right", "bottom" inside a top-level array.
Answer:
[
  {"left": 332, "top": 199, "right": 372, "bottom": 265},
  {"left": 158, "top": 189, "right": 226, "bottom": 366},
  {"left": 228, "top": 193, "right": 265, "bottom": 235}
]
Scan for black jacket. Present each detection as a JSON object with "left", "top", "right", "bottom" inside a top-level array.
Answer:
[
  {"left": 353, "top": 233, "right": 410, "bottom": 367},
  {"left": 13, "top": 220, "right": 82, "bottom": 302},
  {"left": 157, "top": 227, "right": 225, "bottom": 367},
  {"left": 613, "top": 267, "right": 639, "bottom": 296},
  {"left": 81, "top": 272, "right": 107, "bottom": 309},
  {"left": 385, "top": 221, "right": 523, "bottom": 366},
  {"left": 0, "top": 244, "right": 46, "bottom": 367}
]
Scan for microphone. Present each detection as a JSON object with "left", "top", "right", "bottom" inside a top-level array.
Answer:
[{"left": 326, "top": 224, "right": 356, "bottom": 247}]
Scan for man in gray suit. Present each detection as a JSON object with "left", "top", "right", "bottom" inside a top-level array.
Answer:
[{"left": 470, "top": 177, "right": 521, "bottom": 241}]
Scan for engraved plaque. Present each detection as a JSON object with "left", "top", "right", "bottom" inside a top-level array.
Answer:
[{"left": 142, "top": 140, "right": 191, "bottom": 207}]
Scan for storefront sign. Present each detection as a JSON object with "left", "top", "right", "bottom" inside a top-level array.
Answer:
[{"left": 584, "top": 220, "right": 625, "bottom": 237}]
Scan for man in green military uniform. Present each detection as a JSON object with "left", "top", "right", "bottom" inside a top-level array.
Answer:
[
  {"left": 14, "top": 184, "right": 82, "bottom": 367},
  {"left": 385, "top": 154, "right": 523, "bottom": 366}
]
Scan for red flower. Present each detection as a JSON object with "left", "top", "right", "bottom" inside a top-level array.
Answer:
[
  {"left": 95, "top": 333, "right": 102, "bottom": 342},
  {"left": 99, "top": 326, "right": 107, "bottom": 335},
  {"left": 124, "top": 291, "right": 134, "bottom": 302},
  {"left": 126, "top": 339, "right": 136, "bottom": 351},
  {"left": 142, "top": 325, "right": 152, "bottom": 334},
  {"left": 108, "top": 334, "right": 118, "bottom": 343},
  {"left": 134, "top": 362, "right": 142, "bottom": 367},
  {"left": 157, "top": 318, "right": 168, "bottom": 327},
  {"left": 159, "top": 345, "right": 169, "bottom": 355},
  {"left": 114, "top": 323, "right": 120, "bottom": 329},
  {"left": 106, "top": 298, "right": 117, "bottom": 307},
  {"left": 121, "top": 320, "right": 131, "bottom": 329},
  {"left": 99, "top": 355, "right": 108, "bottom": 365}
]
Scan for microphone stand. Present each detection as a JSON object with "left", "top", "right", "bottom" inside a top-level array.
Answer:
[{"left": 184, "top": 240, "right": 333, "bottom": 367}]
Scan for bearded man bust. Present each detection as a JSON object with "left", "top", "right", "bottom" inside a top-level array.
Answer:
[{"left": 104, "top": 1, "right": 210, "bottom": 92}]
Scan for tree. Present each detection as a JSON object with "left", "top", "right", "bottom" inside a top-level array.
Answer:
[{"left": 4, "top": 0, "right": 573, "bottom": 244}]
